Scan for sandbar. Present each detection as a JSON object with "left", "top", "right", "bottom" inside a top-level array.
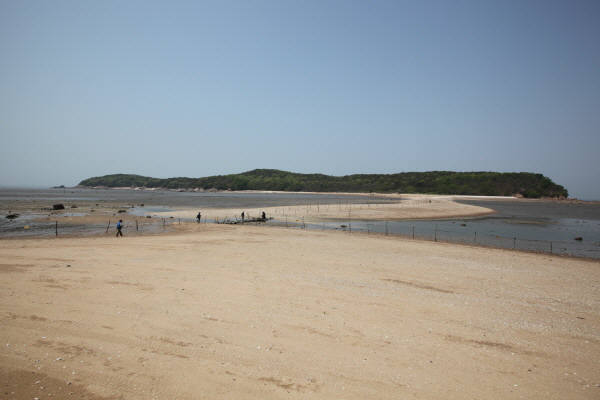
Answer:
[{"left": 152, "top": 195, "right": 496, "bottom": 222}]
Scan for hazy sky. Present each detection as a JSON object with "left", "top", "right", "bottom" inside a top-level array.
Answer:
[{"left": 1, "top": 1, "right": 599, "bottom": 199}]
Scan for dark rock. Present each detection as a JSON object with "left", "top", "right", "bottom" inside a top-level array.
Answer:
[
  {"left": 53, "top": 204, "right": 65, "bottom": 210},
  {"left": 117, "top": 209, "right": 126, "bottom": 213},
  {"left": 71, "top": 205, "right": 78, "bottom": 208},
  {"left": 574, "top": 237, "right": 583, "bottom": 241},
  {"left": 5, "top": 214, "right": 19, "bottom": 220}
]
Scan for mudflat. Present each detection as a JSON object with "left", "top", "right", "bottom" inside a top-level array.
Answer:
[{"left": 1, "top": 224, "right": 599, "bottom": 399}]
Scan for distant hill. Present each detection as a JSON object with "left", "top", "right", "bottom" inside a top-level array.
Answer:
[{"left": 78, "top": 169, "right": 569, "bottom": 198}]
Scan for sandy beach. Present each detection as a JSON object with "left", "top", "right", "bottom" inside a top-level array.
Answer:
[{"left": 1, "top": 223, "right": 599, "bottom": 399}]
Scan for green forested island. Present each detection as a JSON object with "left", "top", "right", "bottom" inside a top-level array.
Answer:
[{"left": 78, "top": 169, "right": 568, "bottom": 198}]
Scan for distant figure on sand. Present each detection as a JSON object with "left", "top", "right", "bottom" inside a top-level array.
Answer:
[
  {"left": 241, "top": 211, "right": 245, "bottom": 221},
  {"left": 261, "top": 211, "right": 266, "bottom": 220},
  {"left": 196, "top": 211, "right": 201, "bottom": 223},
  {"left": 116, "top": 219, "right": 123, "bottom": 237}
]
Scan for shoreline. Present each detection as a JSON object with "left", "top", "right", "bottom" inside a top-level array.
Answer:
[
  {"left": 73, "top": 186, "right": 600, "bottom": 203},
  {"left": 1, "top": 191, "right": 499, "bottom": 233},
  {"left": 3, "top": 221, "right": 598, "bottom": 262}
]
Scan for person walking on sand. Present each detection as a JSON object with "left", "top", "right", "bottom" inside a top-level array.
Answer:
[
  {"left": 116, "top": 219, "right": 123, "bottom": 237},
  {"left": 196, "top": 211, "right": 202, "bottom": 223},
  {"left": 241, "top": 211, "right": 245, "bottom": 222}
]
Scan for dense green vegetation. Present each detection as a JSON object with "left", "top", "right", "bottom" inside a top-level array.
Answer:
[{"left": 78, "top": 169, "right": 569, "bottom": 198}]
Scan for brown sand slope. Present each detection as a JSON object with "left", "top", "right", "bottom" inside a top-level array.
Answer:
[{"left": 1, "top": 225, "right": 599, "bottom": 399}]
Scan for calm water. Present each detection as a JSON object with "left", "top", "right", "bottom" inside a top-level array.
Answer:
[
  {"left": 0, "top": 188, "right": 386, "bottom": 208},
  {"left": 286, "top": 199, "right": 600, "bottom": 259}
]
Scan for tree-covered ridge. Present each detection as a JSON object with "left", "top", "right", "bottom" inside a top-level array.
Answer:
[{"left": 78, "top": 169, "right": 568, "bottom": 198}]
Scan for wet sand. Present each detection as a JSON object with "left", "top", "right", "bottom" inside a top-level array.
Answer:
[
  {"left": 153, "top": 195, "right": 495, "bottom": 222},
  {"left": 1, "top": 224, "right": 599, "bottom": 399}
]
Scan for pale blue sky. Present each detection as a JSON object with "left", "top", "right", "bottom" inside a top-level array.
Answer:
[{"left": 1, "top": 1, "right": 599, "bottom": 198}]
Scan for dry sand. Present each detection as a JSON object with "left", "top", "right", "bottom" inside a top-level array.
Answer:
[{"left": 1, "top": 224, "right": 599, "bottom": 399}]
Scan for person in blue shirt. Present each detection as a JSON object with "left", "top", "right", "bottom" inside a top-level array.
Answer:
[{"left": 116, "top": 219, "right": 123, "bottom": 237}]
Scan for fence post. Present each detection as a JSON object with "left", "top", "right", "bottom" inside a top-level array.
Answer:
[
  {"left": 434, "top": 225, "right": 437, "bottom": 242},
  {"left": 474, "top": 231, "right": 477, "bottom": 243},
  {"left": 106, "top": 220, "right": 111, "bottom": 233},
  {"left": 513, "top": 237, "right": 516, "bottom": 249},
  {"left": 136, "top": 219, "right": 138, "bottom": 231},
  {"left": 55, "top": 221, "right": 58, "bottom": 237},
  {"left": 348, "top": 208, "right": 351, "bottom": 234},
  {"left": 550, "top": 241, "right": 553, "bottom": 253},
  {"left": 412, "top": 226, "right": 415, "bottom": 239},
  {"left": 385, "top": 221, "right": 388, "bottom": 236}
]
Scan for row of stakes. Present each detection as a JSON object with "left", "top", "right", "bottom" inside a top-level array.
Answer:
[{"left": 46, "top": 216, "right": 559, "bottom": 255}]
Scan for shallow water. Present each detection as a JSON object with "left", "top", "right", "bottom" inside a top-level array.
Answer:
[
  {"left": 0, "top": 188, "right": 385, "bottom": 208},
  {"left": 0, "top": 214, "right": 166, "bottom": 238},
  {"left": 299, "top": 218, "right": 600, "bottom": 259},
  {"left": 275, "top": 199, "right": 600, "bottom": 259}
]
